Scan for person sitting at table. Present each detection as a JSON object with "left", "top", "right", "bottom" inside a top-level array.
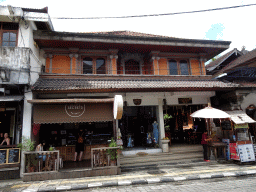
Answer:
[
  {"left": 0, "top": 133, "right": 10, "bottom": 146},
  {"left": 36, "top": 141, "right": 46, "bottom": 161}
]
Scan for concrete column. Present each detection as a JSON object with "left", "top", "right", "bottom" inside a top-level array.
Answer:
[
  {"left": 110, "top": 55, "right": 118, "bottom": 74},
  {"left": 69, "top": 54, "right": 73, "bottom": 74},
  {"left": 157, "top": 98, "right": 165, "bottom": 149},
  {"left": 21, "top": 90, "right": 33, "bottom": 177},
  {"left": 49, "top": 54, "right": 53, "bottom": 73},
  {"left": 22, "top": 91, "right": 32, "bottom": 139}
]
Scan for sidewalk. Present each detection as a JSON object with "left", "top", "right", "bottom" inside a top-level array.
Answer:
[{"left": 1, "top": 160, "right": 256, "bottom": 192}]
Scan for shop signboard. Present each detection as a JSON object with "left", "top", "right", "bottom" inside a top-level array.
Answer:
[
  {"left": 234, "top": 123, "right": 249, "bottom": 129},
  {"left": 237, "top": 144, "right": 255, "bottom": 162},
  {"left": 229, "top": 143, "right": 239, "bottom": 160}
]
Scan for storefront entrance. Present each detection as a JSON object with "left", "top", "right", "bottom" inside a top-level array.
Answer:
[
  {"left": 164, "top": 105, "right": 206, "bottom": 145},
  {"left": 120, "top": 106, "right": 157, "bottom": 148}
]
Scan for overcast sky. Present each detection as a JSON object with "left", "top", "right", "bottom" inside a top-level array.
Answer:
[{"left": 1, "top": 0, "right": 256, "bottom": 59}]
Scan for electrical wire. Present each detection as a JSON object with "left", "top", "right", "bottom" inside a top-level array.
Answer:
[{"left": 23, "top": 4, "right": 256, "bottom": 20}]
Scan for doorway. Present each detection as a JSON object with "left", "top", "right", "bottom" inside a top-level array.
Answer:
[{"left": 120, "top": 106, "right": 156, "bottom": 148}]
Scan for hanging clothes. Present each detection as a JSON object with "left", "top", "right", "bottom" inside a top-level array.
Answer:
[{"left": 152, "top": 121, "right": 159, "bottom": 144}]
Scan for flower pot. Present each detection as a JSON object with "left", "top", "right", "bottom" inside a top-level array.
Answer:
[
  {"left": 161, "top": 140, "right": 170, "bottom": 153},
  {"left": 110, "top": 160, "right": 116, "bottom": 166}
]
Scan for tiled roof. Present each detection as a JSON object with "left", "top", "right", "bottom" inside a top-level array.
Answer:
[
  {"left": 32, "top": 78, "right": 238, "bottom": 92},
  {"left": 218, "top": 48, "right": 256, "bottom": 74},
  {"left": 237, "top": 82, "right": 256, "bottom": 88},
  {"left": 83, "top": 30, "right": 175, "bottom": 39},
  {"left": 206, "top": 48, "right": 241, "bottom": 72}
]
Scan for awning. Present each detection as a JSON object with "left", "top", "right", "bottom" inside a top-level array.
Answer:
[
  {"left": 0, "top": 95, "right": 24, "bottom": 102},
  {"left": 225, "top": 110, "right": 256, "bottom": 124},
  {"left": 33, "top": 103, "right": 113, "bottom": 124},
  {"left": 27, "top": 98, "right": 114, "bottom": 104}
]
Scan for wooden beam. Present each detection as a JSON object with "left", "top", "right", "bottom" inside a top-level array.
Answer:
[{"left": 27, "top": 98, "right": 114, "bottom": 104}]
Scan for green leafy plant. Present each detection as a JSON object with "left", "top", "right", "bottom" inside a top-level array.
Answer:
[
  {"left": 164, "top": 114, "right": 172, "bottom": 131},
  {"left": 107, "top": 138, "right": 118, "bottom": 160},
  {"left": 49, "top": 147, "right": 54, "bottom": 151},
  {"left": 17, "top": 137, "right": 37, "bottom": 172},
  {"left": 17, "top": 137, "right": 35, "bottom": 151}
]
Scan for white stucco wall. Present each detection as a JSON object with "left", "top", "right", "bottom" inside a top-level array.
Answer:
[{"left": 241, "top": 93, "right": 256, "bottom": 111}]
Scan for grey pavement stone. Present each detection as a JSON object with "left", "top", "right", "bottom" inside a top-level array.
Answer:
[
  {"left": 132, "top": 179, "right": 148, "bottom": 185},
  {"left": 160, "top": 177, "right": 175, "bottom": 182},
  {"left": 146, "top": 178, "right": 161, "bottom": 183},
  {"left": 88, "top": 182, "right": 103, "bottom": 188},
  {"left": 38, "top": 186, "right": 56, "bottom": 192},
  {"left": 235, "top": 171, "right": 247, "bottom": 177},
  {"left": 211, "top": 174, "right": 224, "bottom": 178},
  {"left": 118, "top": 180, "right": 132, "bottom": 186},
  {"left": 173, "top": 176, "right": 186, "bottom": 181},
  {"left": 71, "top": 183, "right": 88, "bottom": 190},
  {"left": 102, "top": 181, "right": 118, "bottom": 187},
  {"left": 56, "top": 185, "right": 72, "bottom": 191},
  {"left": 186, "top": 175, "right": 201, "bottom": 180}
]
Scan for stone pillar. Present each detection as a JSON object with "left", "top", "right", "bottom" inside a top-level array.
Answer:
[
  {"left": 21, "top": 89, "right": 33, "bottom": 177},
  {"left": 157, "top": 98, "right": 165, "bottom": 149},
  {"left": 49, "top": 54, "right": 53, "bottom": 73},
  {"left": 69, "top": 54, "right": 73, "bottom": 74},
  {"left": 110, "top": 55, "right": 118, "bottom": 74}
]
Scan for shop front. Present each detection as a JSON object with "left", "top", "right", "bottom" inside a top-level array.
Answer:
[
  {"left": 120, "top": 91, "right": 215, "bottom": 155},
  {"left": 28, "top": 97, "right": 122, "bottom": 165},
  {"left": 0, "top": 95, "right": 23, "bottom": 180}
]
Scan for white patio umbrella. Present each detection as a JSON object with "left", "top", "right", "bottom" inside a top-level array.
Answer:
[{"left": 190, "top": 107, "right": 231, "bottom": 119}]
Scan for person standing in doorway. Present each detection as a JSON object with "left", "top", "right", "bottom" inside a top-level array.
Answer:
[
  {"left": 74, "top": 129, "right": 86, "bottom": 161},
  {"left": 201, "top": 131, "right": 212, "bottom": 162}
]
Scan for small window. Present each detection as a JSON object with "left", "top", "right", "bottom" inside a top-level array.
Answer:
[
  {"left": 168, "top": 60, "right": 178, "bottom": 75},
  {"left": 180, "top": 60, "right": 189, "bottom": 75},
  {"left": 83, "top": 58, "right": 93, "bottom": 74},
  {"left": 96, "top": 58, "right": 106, "bottom": 74},
  {"left": 125, "top": 59, "right": 140, "bottom": 74},
  {"left": 2, "top": 32, "right": 17, "bottom": 47}
]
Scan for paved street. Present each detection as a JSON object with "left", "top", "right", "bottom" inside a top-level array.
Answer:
[
  {"left": 75, "top": 176, "right": 256, "bottom": 192},
  {"left": 1, "top": 161, "right": 256, "bottom": 191}
]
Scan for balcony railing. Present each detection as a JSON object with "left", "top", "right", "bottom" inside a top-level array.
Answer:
[
  {"left": 0, "top": 47, "right": 30, "bottom": 84},
  {"left": 44, "top": 67, "right": 206, "bottom": 76}
]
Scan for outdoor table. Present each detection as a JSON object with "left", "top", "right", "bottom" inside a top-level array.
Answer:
[{"left": 208, "top": 142, "right": 227, "bottom": 160}]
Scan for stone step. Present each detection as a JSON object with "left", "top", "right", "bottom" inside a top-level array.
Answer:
[{"left": 120, "top": 153, "right": 203, "bottom": 166}]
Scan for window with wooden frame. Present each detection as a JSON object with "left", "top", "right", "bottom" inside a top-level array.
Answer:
[
  {"left": 168, "top": 59, "right": 190, "bottom": 75},
  {"left": 0, "top": 22, "right": 18, "bottom": 47},
  {"left": 82, "top": 57, "right": 106, "bottom": 74}
]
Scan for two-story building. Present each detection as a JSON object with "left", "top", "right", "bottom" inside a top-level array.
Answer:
[
  {"left": 0, "top": 5, "right": 53, "bottom": 179},
  {"left": 28, "top": 30, "right": 238, "bottom": 163}
]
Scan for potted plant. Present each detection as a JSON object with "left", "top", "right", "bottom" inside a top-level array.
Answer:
[
  {"left": 161, "top": 137, "right": 170, "bottom": 153},
  {"left": 164, "top": 114, "right": 172, "bottom": 144},
  {"left": 18, "top": 137, "right": 38, "bottom": 173},
  {"left": 107, "top": 138, "right": 118, "bottom": 166}
]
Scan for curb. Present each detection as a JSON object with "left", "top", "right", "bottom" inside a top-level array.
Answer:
[{"left": 21, "top": 170, "right": 256, "bottom": 192}]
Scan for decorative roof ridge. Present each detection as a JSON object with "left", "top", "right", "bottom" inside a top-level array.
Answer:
[{"left": 206, "top": 48, "right": 242, "bottom": 71}]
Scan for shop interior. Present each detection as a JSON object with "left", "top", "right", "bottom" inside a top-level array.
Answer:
[
  {"left": 38, "top": 121, "right": 113, "bottom": 150},
  {"left": 0, "top": 110, "right": 15, "bottom": 144},
  {"left": 164, "top": 105, "right": 206, "bottom": 145},
  {"left": 119, "top": 106, "right": 157, "bottom": 148}
]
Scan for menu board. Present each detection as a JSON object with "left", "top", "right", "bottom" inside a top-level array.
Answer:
[
  {"left": 8, "top": 148, "right": 20, "bottom": 163},
  {"left": 221, "top": 121, "right": 232, "bottom": 130},
  {"left": 237, "top": 144, "right": 255, "bottom": 162},
  {"left": 0, "top": 149, "right": 7, "bottom": 164}
]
